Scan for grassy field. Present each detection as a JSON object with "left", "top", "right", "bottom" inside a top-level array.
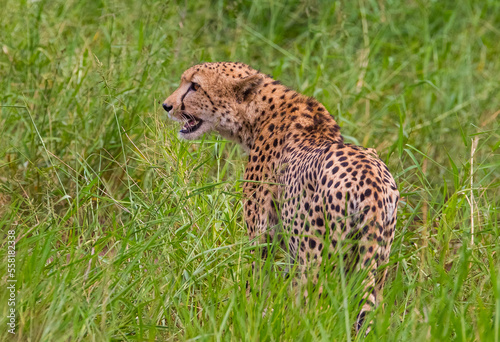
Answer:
[{"left": 1, "top": 0, "right": 499, "bottom": 340}]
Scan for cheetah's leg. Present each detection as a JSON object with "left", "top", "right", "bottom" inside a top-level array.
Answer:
[
  {"left": 243, "top": 190, "right": 279, "bottom": 297},
  {"left": 373, "top": 210, "right": 397, "bottom": 309},
  {"left": 356, "top": 217, "right": 394, "bottom": 333},
  {"left": 356, "top": 240, "right": 378, "bottom": 333},
  {"left": 295, "top": 235, "right": 324, "bottom": 304}
]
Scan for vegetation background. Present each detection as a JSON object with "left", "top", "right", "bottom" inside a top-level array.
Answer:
[{"left": 1, "top": 0, "right": 499, "bottom": 340}]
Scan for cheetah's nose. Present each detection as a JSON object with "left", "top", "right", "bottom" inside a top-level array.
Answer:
[{"left": 162, "top": 103, "right": 173, "bottom": 112}]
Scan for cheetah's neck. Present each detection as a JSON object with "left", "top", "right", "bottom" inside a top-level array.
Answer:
[{"left": 228, "top": 79, "right": 343, "bottom": 153}]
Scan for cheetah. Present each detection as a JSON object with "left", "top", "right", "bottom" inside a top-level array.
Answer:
[{"left": 163, "top": 62, "right": 399, "bottom": 331}]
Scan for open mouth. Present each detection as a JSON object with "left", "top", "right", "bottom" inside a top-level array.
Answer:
[{"left": 180, "top": 115, "right": 203, "bottom": 134}]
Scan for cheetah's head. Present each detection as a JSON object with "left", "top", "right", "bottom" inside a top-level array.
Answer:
[{"left": 162, "top": 62, "right": 264, "bottom": 140}]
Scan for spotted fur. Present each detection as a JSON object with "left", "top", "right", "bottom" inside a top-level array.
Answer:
[{"left": 163, "top": 62, "right": 399, "bottom": 331}]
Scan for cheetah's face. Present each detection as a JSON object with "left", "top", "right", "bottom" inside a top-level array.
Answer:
[
  {"left": 163, "top": 63, "right": 263, "bottom": 140},
  {"left": 162, "top": 73, "right": 215, "bottom": 140}
]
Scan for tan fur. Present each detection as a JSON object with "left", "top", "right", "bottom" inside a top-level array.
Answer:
[{"left": 163, "top": 62, "right": 399, "bottom": 331}]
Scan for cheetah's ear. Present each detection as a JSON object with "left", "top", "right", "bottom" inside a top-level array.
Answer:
[{"left": 234, "top": 73, "right": 264, "bottom": 103}]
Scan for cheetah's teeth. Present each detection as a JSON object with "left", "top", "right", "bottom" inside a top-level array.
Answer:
[{"left": 180, "top": 116, "right": 203, "bottom": 134}]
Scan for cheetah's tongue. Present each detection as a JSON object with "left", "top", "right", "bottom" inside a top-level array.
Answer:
[{"left": 184, "top": 119, "right": 198, "bottom": 129}]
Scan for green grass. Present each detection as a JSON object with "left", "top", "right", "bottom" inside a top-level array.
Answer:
[{"left": 1, "top": 0, "right": 499, "bottom": 340}]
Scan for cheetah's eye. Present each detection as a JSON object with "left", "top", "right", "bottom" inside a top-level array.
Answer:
[{"left": 190, "top": 82, "right": 200, "bottom": 91}]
